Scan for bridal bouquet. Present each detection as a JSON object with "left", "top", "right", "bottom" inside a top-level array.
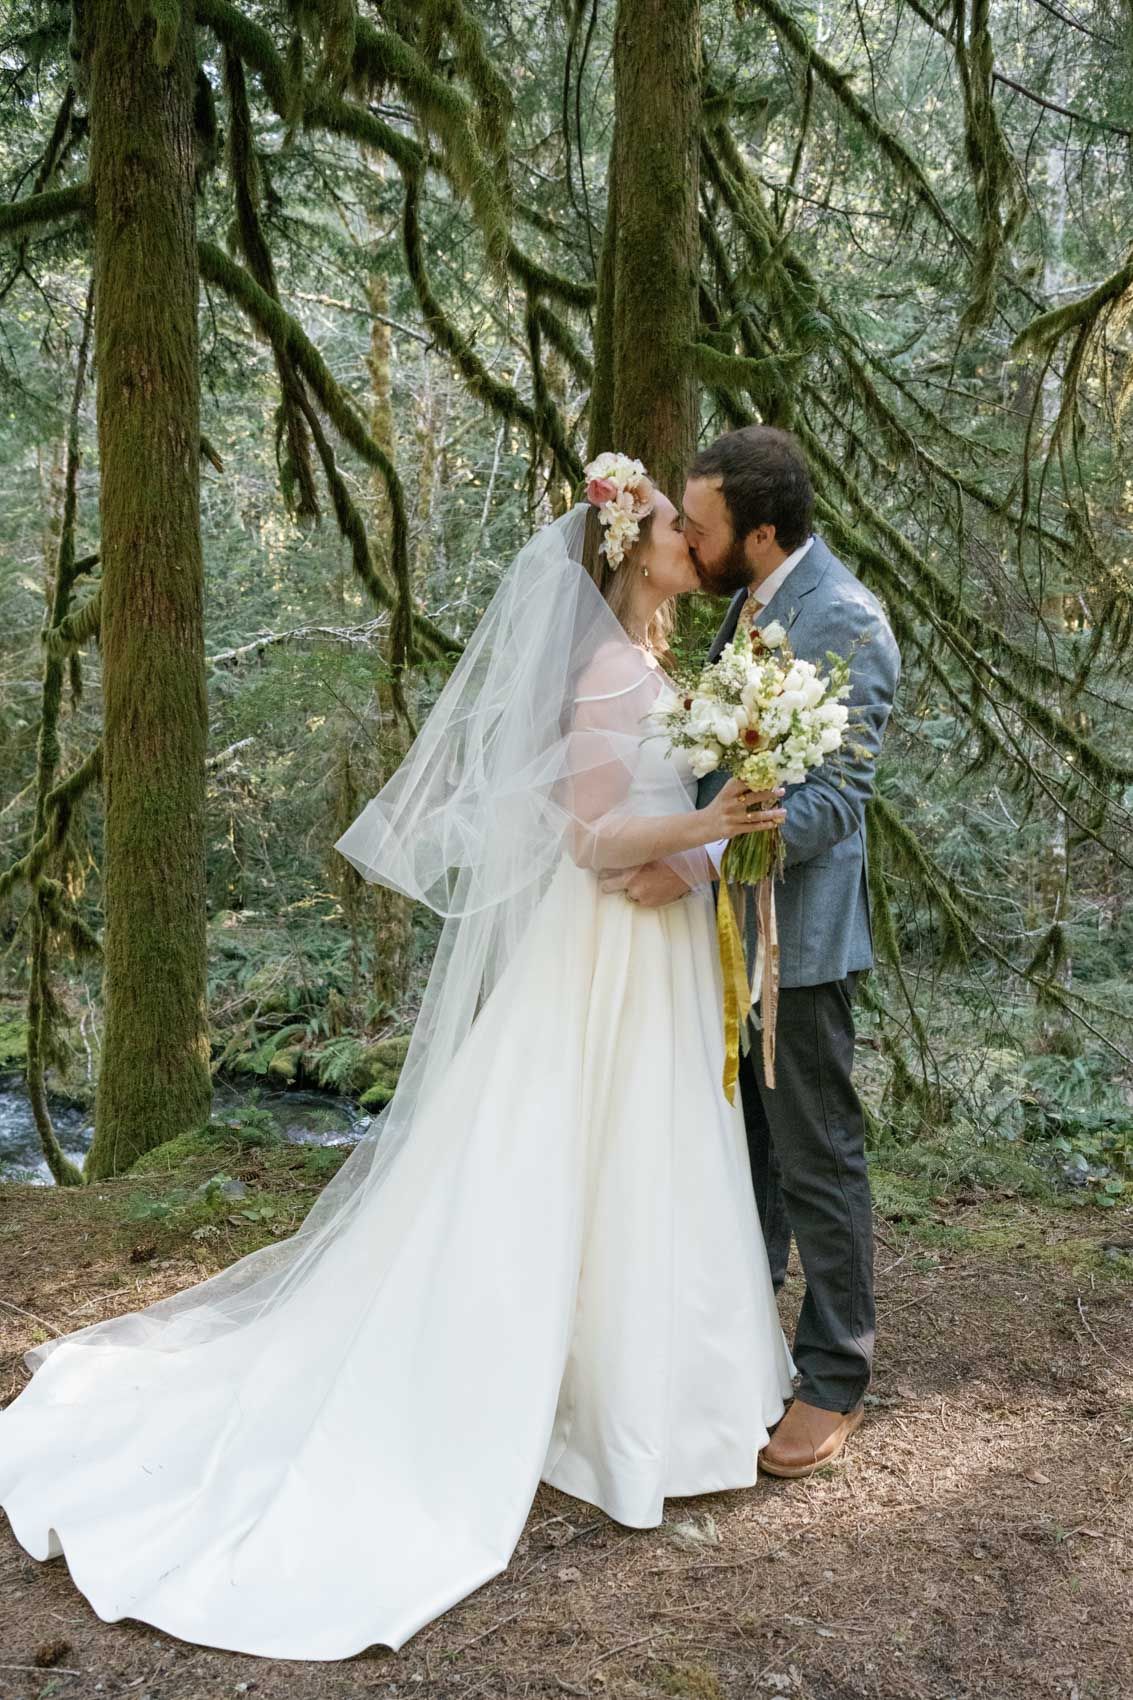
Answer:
[{"left": 654, "top": 618, "right": 854, "bottom": 1099}]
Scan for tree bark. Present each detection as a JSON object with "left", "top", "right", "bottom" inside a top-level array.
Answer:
[
  {"left": 364, "top": 258, "right": 412, "bottom": 1013},
  {"left": 85, "top": 0, "right": 212, "bottom": 1177},
  {"left": 594, "top": 0, "right": 702, "bottom": 497}
]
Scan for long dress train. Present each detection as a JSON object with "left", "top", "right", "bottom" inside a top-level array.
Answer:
[{"left": 0, "top": 741, "right": 795, "bottom": 1661}]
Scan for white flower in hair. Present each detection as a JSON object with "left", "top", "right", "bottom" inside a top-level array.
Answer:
[{"left": 583, "top": 451, "right": 656, "bottom": 569}]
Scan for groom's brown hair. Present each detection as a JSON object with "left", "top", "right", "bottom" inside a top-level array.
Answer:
[{"left": 689, "top": 426, "right": 813, "bottom": 552}]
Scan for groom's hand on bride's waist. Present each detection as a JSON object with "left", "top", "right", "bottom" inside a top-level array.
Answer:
[{"left": 598, "top": 862, "right": 692, "bottom": 907}]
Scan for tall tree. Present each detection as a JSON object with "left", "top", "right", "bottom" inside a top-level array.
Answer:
[
  {"left": 83, "top": 1, "right": 212, "bottom": 1178},
  {"left": 589, "top": 0, "right": 702, "bottom": 494}
]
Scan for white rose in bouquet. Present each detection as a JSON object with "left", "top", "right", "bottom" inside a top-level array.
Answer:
[
  {"left": 688, "top": 697, "right": 718, "bottom": 737},
  {"left": 688, "top": 745, "right": 721, "bottom": 778},
  {"left": 658, "top": 621, "right": 859, "bottom": 887}
]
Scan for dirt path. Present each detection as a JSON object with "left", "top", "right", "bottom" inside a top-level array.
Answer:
[{"left": 2, "top": 1175, "right": 1131, "bottom": 1700}]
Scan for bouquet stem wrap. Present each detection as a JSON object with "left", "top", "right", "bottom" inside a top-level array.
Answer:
[{"left": 718, "top": 826, "right": 785, "bottom": 1101}]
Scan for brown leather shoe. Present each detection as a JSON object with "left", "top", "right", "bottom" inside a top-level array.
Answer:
[{"left": 758, "top": 1398, "right": 864, "bottom": 1479}]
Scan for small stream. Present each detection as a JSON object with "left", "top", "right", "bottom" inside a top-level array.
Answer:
[{"left": 0, "top": 1076, "right": 372, "bottom": 1185}]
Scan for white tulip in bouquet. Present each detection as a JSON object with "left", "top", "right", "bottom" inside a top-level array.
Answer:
[
  {"left": 658, "top": 616, "right": 854, "bottom": 884},
  {"left": 653, "top": 617, "right": 855, "bottom": 1096}
]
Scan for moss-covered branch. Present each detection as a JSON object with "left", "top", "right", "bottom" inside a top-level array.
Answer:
[
  {"left": 953, "top": 0, "right": 1027, "bottom": 329},
  {"left": 1013, "top": 246, "right": 1133, "bottom": 355},
  {"left": 0, "top": 181, "right": 92, "bottom": 240},
  {"left": 198, "top": 237, "right": 457, "bottom": 664},
  {"left": 194, "top": 0, "right": 290, "bottom": 109},
  {"left": 0, "top": 743, "right": 105, "bottom": 908},
  {"left": 416, "top": 0, "right": 513, "bottom": 169},
  {"left": 351, "top": 16, "right": 511, "bottom": 269},
  {"left": 224, "top": 44, "right": 320, "bottom": 519},
  {"left": 401, "top": 171, "right": 582, "bottom": 485},
  {"left": 45, "top": 589, "right": 102, "bottom": 659},
  {"left": 744, "top": 0, "right": 964, "bottom": 245}
]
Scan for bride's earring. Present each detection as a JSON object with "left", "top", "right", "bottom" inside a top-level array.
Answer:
[{"left": 642, "top": 565, "right": 650, "bottom": 578}]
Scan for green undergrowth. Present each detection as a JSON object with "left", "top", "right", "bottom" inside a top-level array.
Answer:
[
  {"left": 117, "top": 1106, "right": 352, "bottom": 1256},
  {"left": 855, "top": 968, "right": 1133, "bottom": 1209},
  {"left": 214, "top": 1024, "right": 411, "bottom": 1109},
  {"left": 0, "top": 1007, "right": 29, "bottom": 1074},
  {"left": 868, "top": 1151, "right": 1133, "bottom": 1283},
  {"left": 87, "top": 1110, "right": 1133, "bottom": 1284}
]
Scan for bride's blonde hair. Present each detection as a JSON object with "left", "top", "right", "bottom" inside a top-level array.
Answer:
[{"left": 579, "top": 506, "right": 675, "bottom": 666}]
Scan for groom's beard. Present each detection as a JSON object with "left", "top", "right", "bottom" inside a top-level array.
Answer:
[{"left": 692, "top": 534, "right": 754, "bottom": 599}]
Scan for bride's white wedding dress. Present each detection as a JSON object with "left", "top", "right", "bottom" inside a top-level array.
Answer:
[{"left": 0, "top": 511, "right": 794, "bottom": 1661}]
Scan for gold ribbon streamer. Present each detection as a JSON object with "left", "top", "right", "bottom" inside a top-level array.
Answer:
[
  {"left": 716, "top": 878, "right": 752, "bottom": 1105},
  {"left": 757, "top": 875, "right": 780, "bottom": 1090}
]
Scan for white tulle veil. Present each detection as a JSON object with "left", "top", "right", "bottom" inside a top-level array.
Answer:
[{"left": 23, "top": 504, "right": 711, "bottom": 1372}]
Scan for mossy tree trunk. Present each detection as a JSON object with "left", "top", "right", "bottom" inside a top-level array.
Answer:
[
  {"left": 85, "top": 0, "right": 212, "bottom": 1178},
  {"left": 365, "top": 258, "right": 412, "bottom": 1013},
  {"left": 590, "top": 0, "right": 702, "bottom": 497}
]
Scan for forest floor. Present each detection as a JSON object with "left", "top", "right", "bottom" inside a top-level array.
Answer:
[{"left": 1, "top": 1129, "right": 1131, "bottom": 1700}]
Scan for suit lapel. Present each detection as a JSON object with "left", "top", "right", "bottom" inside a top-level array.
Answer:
[{"left": 753, "top": 534, "right": 832, "bottom": 634}]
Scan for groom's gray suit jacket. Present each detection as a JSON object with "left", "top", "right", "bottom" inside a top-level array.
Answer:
[{"left": 698, "top": 534, "right": 901, "bottom": 989}]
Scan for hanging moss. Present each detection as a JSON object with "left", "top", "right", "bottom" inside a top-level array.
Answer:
[
  {"left": 401, "top": 172, "right": 582, "bottom": 486},
  {"left": 746, "top": 0, "right": 964, "bottom": 244},
  {"left": 352, "top": 18, "right": 510, "bottom": 269},
  {"left": 417, "top": 0, "right": 512, "bottom": 171},
  {"left": 953, "top": 0, "right": 1027, "bottom": 331},
  {"left": 223, "top": 45, "right": 320, "bottom": 520}
]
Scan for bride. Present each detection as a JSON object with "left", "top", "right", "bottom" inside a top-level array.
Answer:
[{"left": 0, "top": 455, "right": 795, "bottom": 1660}]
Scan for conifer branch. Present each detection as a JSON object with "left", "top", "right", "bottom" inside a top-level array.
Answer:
[
  {"left": 223, "top": 45, "right": 320, "bottom": 520},
  {"left": 0, "top": 181, "right": 91, "bottom": 239},
  {"left": 401, "top": 171, "right": 582, "bottom": 485},
  {"left": 1012, "top": 247, "right": 1133, "bottom": 354},
  {"left": 198, "top": 238, "right": 457, "bottom": 669},
  {"left": 744, "top": 0, "right": 965, "bottom": 245}
]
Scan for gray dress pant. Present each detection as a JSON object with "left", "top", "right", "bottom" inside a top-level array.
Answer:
[{"left": 738, "top": 971, "right": 874, "bottom": 1413}]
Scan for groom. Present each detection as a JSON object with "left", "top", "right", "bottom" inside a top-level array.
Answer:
[{"left": 609, "top": 425, "right": 900, "bottom": 1478}]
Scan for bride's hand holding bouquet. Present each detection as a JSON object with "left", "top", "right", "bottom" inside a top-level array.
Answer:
[
  {"left": 655, "top": 618, "right": 854, "bottom": 1099},
  {"left": 697, "top": 775, "right": 787, "bottom": 845}
]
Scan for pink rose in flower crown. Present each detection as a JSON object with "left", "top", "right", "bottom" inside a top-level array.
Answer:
[{"left": 581, "top": 451, "right": 655, "bottom": 569}]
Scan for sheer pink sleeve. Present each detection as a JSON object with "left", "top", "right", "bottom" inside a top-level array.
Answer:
[{"left": 561, "top": 644, "right": 714, "bottom": 888}]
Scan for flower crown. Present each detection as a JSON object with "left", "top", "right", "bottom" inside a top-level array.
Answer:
[{"left": 583, "top": 451, "right": 655, "bottom": 570}]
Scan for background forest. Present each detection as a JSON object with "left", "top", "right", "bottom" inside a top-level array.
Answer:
[
  {"left": 3, "top": 0, "right": 1132, "bottom": 1197},
  {"left": 1, "top": 3, "right": 1132, "bottom": 1693}
]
